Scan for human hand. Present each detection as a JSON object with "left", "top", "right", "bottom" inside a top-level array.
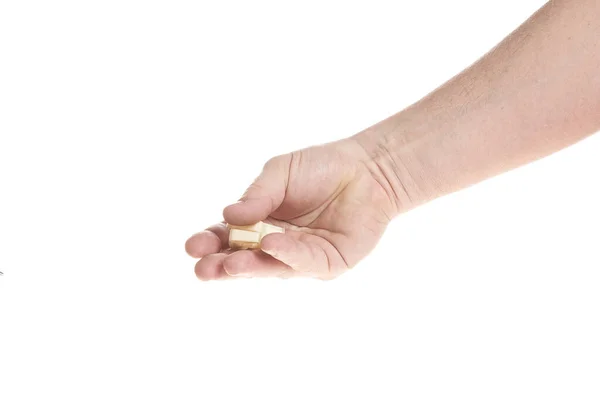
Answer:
[{"left": 185, "top": 137, "right": 404, "bottom": 280}]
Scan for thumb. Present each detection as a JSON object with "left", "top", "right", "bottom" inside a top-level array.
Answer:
[{"left": 223, "top": 155, "right": 289, "bottom": 226}]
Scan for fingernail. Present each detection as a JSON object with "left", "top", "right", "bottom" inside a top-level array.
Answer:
[
  {"left": 223, "top": 264, "right": 247, "bottom": 277},
  {"left": 261, "top": 247, "right": 277, "bottom": 257}
]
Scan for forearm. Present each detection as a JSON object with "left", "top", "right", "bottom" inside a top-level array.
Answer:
[{"left": 354, "top": 0, "right": 600, "bottom": 214}]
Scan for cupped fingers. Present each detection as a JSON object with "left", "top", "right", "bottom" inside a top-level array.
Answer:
[
  {"left": 195, "top": 253, "right": 232, "bottom": 281},
  {"left": 185, "top": 222, "right": 230, "bottom": 258},
  {"left": 222, "top": 250, "right": 297, "bottom": 279},
  {"left": 260, "top": 231, "right": 347, "bottom": 279}
]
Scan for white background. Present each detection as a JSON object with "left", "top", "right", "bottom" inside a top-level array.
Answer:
[{"left": 1, "top": 1, "right": 599, "bottom": 399}]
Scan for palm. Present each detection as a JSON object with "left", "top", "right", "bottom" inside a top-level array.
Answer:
[
  {"left": 271, "top": 141, "right": 393, "bottom": 270},
  {"left": 185, "top": 139, "right": 396, "bottom": 280}
]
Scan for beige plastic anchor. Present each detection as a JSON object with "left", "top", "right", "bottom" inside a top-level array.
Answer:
[{"left": 227, "top": 221, "right": 284, "bottom": 250}]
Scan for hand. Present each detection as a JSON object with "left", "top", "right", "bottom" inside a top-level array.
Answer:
[{"left": 185, "top": 137, "right": 401, "bottom": 280}]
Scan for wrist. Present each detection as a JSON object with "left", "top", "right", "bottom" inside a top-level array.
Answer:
[{"left": 350, "top": 110, "right": 439, "bottom": 217}]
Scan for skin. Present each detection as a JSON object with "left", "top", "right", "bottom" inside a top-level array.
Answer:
[{"left": 185, "top": 0, "right": 600, "bottom": 280}]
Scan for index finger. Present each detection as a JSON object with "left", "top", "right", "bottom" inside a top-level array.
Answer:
[{"left": 185, "top": 222, "right": 230, "bottom": 258}]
